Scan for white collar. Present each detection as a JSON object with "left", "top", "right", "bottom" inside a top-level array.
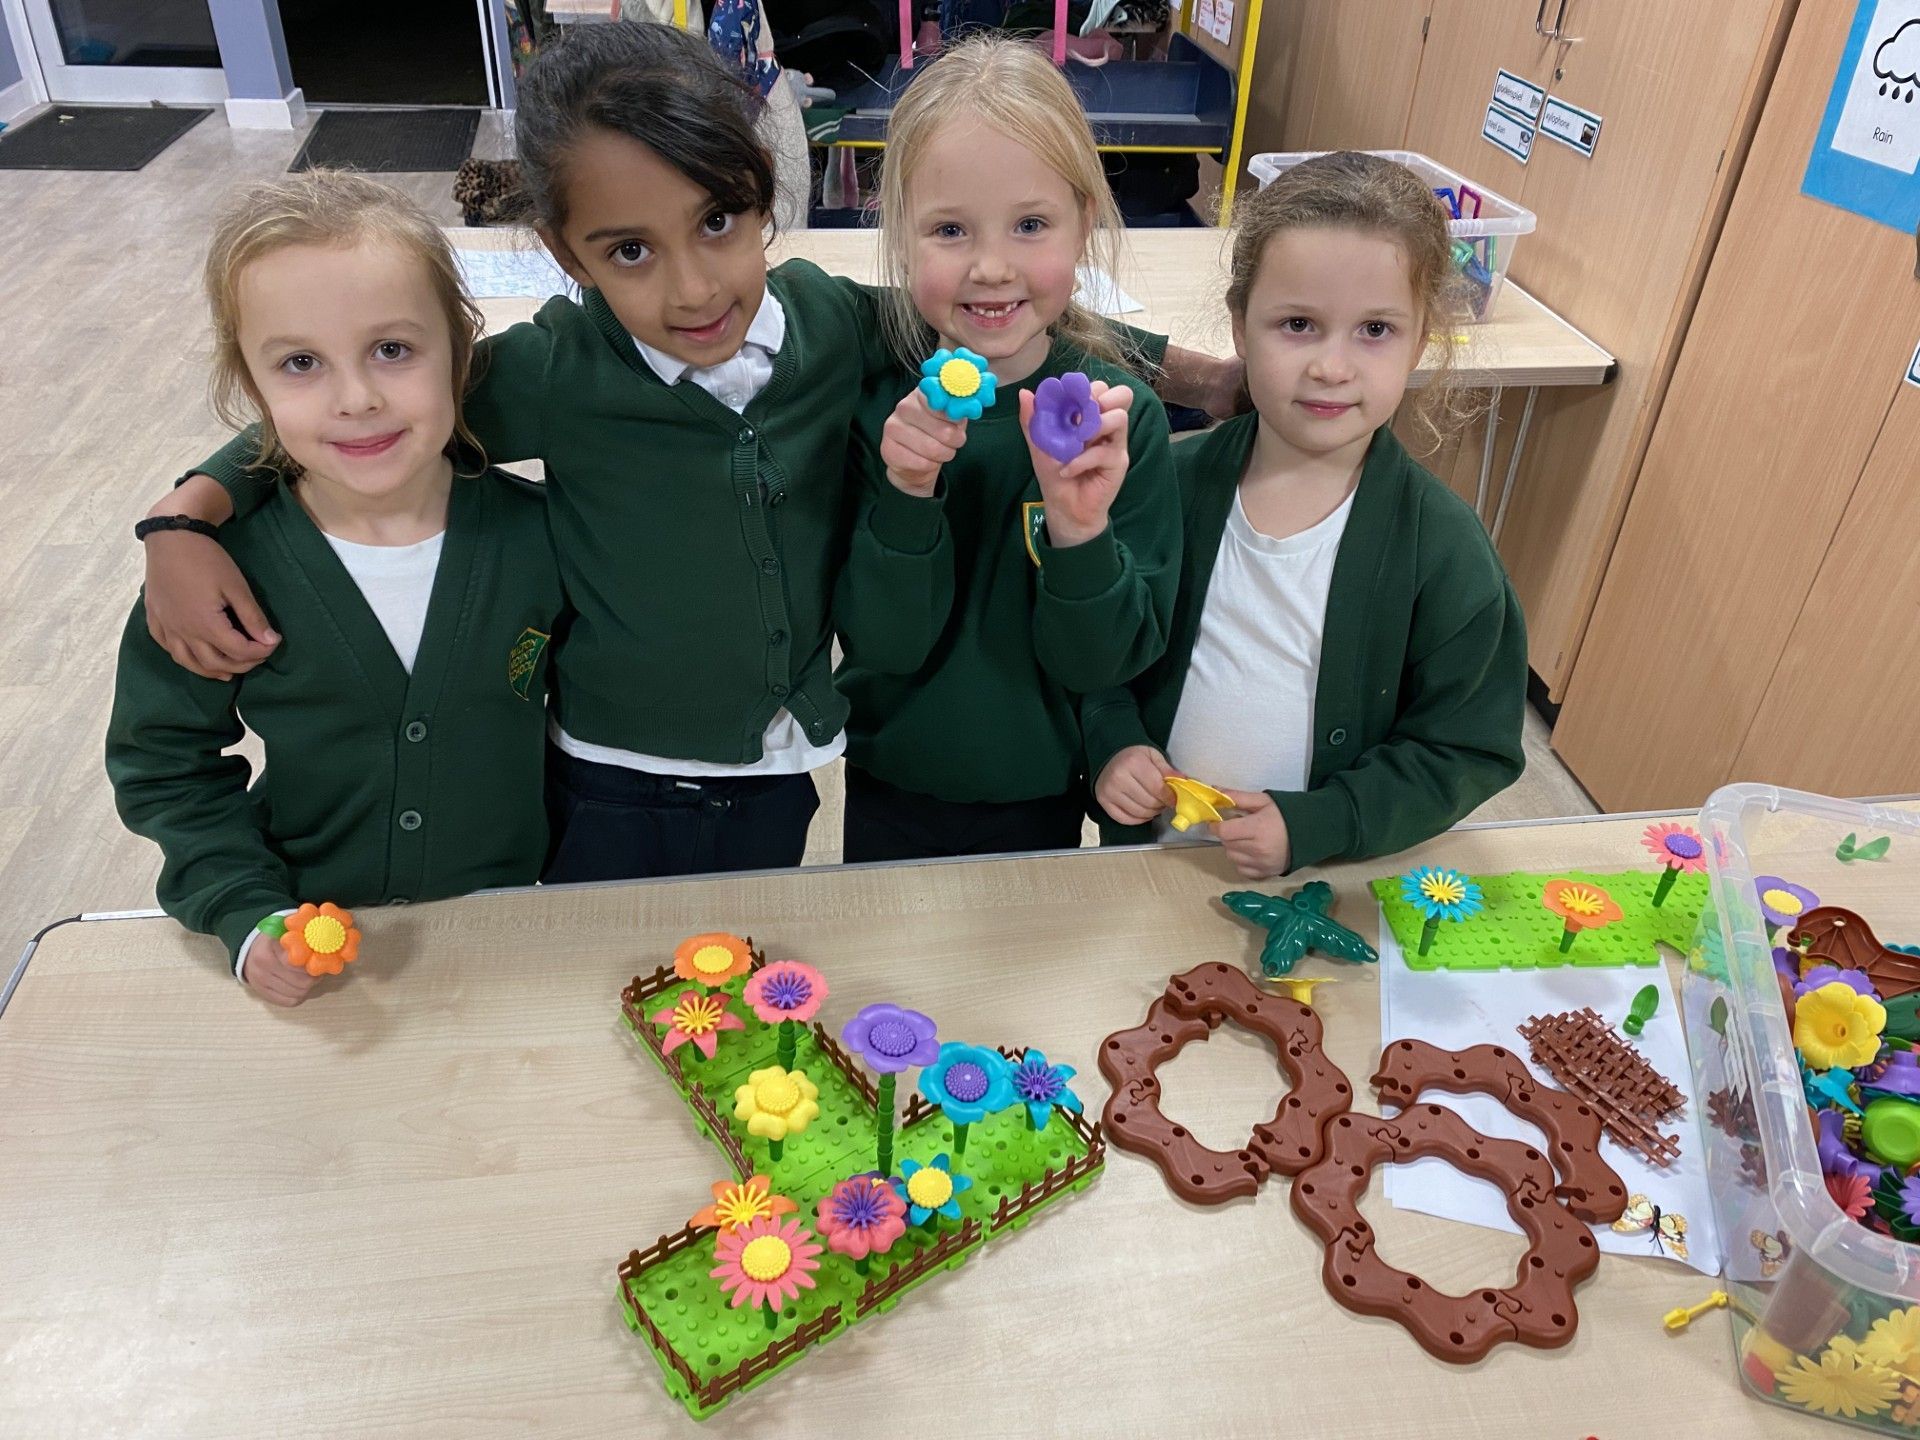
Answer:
[{"left": 632, "top": 286, "right": 787, "bottom": 386}]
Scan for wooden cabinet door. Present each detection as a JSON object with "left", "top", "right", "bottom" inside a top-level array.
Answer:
[
  {"left": 1240, "top": 0, "right": 1432, "bottom": 166},
  {"left": 1551, "top": 0, "right": 1920, "bottom": 809},
  {"left": 1730, "top": 384, "right": 1920, "bottom": 796},
  {"left": 1484, "top": 0, "right": 1789, "bottom": 690}
]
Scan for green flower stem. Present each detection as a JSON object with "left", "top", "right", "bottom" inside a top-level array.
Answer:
[
  {"left": 769, "top": 1138, "right": 784, "bottom": 1163},
  {"left": 1651, "top": 865, "right": 1679, "bottom": 908},
  {"left": 855, "top": 1256, "right": 871, "bottom": 1276},
  {"left": 876, "top": 1073, "right": 896, "bottom": 1176},
  {"left": 1558, "top": 923, "right": 1577, "bottom": 954},
  {"left": 763, "top": 1305, "right": 779, "bottom": 1332},
  {"left": 776, "top": 1018, "right": 797, "bottom": 1072},
  {"left": 1418, "top": 915, "right": 1441, "bottom": 956},
  {"left": 952, "top": 1121, "right": 970, "bottom": 1163}
]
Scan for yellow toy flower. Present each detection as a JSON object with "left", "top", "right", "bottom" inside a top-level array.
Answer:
[
  {"left": 1778, "top": 1347, "right": 1900, "bottom": 1418},
  {"left": 1794, "top": 981, "right": 1888, "bottom": 1070},
  {"left": 1864, "top": 1307, "right": 1920, "bottom": 1381},
  {"left": 734, "top": 1065, "right": 821, "bottom": 1145},
  {"left": 1164, "top": 775, "right": 1234, "bottom": 832}
]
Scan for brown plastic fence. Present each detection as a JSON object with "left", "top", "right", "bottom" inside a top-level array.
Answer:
[{"left": 852, "top": 1216, "right": 984, "bottom": 1318}]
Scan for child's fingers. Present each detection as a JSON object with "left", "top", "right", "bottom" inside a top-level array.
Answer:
[
  {"left": 220, "top": 586, "right": 281, "bottom": 651},
  {"left": 888, "top": 427, "right": 960, "bottom": 468},
  {"left": 1096, "top": 383, "right": 1134, "bottom": 414},
  {"left": 1217, "top": 787, "right": 1272, "bottom": 813}
]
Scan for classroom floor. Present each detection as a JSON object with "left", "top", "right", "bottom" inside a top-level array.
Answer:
[{"left": 0, "top": 111, "right": 1596, "bottom": 961}]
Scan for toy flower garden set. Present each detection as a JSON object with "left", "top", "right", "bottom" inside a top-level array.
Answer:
[{"left": 611, "top": 785, "right": 1916, "bottom": 1430}]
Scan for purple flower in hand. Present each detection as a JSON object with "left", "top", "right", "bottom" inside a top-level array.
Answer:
[
  {"left": 1797, "top": 964, "right": 1879, "bottom": 1001},
  {"left": 841, "top": 1004, "right": 940, "bottom": 1075},
  {"left": 1028, "top": 371, "right": 1102, "bottom": 464}
]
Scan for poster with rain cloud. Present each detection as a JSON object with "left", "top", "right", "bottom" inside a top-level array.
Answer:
[{"left": 1803, "top": 0, "right": 1920, "bottom": 230}]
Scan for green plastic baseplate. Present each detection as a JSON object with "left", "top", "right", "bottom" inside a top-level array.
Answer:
[
  {"left": 615, "top": 952, "right": 1103, "bottom": 1419},
  {"left": 1371, "top": 869, "right": 1708, "bottom": 971}
]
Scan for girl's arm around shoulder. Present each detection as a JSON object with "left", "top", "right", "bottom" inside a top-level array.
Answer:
[{"left": 831, "top": 432, "right": 956, "bottom": 675}]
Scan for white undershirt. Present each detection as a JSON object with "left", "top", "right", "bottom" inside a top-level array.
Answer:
[
  {"left": 238, "top": 527, "right": 444, "bottom": 983},
  {"left": 1157, "top": 486, "right": 1355, "bottom": 842},
  {"left": 551, "top": 287, "right": 846, "bottom": 778}
]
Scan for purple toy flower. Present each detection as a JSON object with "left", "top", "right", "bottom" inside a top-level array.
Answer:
[
  {"left": 1028, "top": 371, "right": 1102, "bottom": 464},
  {"left": 1816, "top": 1107, "right": 1880, "bottom": 1184},
  {"left": 1798, "top": 964, "right": 1879, "bottom": 1001},
  {"left": 841, "top": 1004, "right": 941, "bottom": 1074},
  {"left": 1901, "top": 1174, "right": 1920, "bottom": 1229},
  {"left": 1863, "top": 1050, "right": 1920, "bottom": 1100},
  {"left": 1755, "top": 876, "right": 1821, "bottom": 931},
  {"left": 1774, "top": 947, "right": 1801, "bottom": 983}
]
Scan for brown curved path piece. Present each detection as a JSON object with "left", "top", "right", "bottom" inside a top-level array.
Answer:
[
  {"left": 1370, "top": 1038, "right": 1629, "bottom": 1223},
  {"left": 1290, "top": 1107, "right": 1602, "bottom": 1364},
  {"left": 1098, "top": 962, "right": 1354, "bottom": 1203}
]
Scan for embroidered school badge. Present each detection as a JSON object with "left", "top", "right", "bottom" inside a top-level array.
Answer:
[
  {"left": 1022, "top": 501, "right": 1047, "bottom": 567},
  {"left": 507, "top": 627, "right": 550, "bottom": 699}
]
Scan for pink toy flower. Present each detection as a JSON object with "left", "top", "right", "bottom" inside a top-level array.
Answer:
[
  {"left": 743, "top": 961, "right": 829, "bottom": 1026},
  {"left": 815, "top": 1175, "right": 908, "bottom": 1262},
  {"left": 1828, "top": 1170, "right": 1874, "bottom": 1220},
  {"left": 1642, "top": 822, "right": 1707, "bottom": 873},
  {"left": 649, "top": 989, "right": 746, "bottom": 1059},
  {"left": 710, "top": 1214, "right": 822, "bottom": 1313}
]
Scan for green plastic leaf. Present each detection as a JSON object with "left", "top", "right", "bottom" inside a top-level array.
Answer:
[{"left": 1857, "top": 836, "right": 1892, "bottom": 861}]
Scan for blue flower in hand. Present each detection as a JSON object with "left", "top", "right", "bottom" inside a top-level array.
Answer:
[{"left": 919, "top": 347, "right": 997, "bottom": 421}]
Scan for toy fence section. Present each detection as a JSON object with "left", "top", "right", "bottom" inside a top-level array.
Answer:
[
  {"left": 1518, "top": 1007, "right": 1684, "bottom": 1167},
  {"left": 617, "top": 1224, "right": 846, "bottom": 1417}
]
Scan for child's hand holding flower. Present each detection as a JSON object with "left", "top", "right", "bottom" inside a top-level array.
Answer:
[
  {"left": 880, "top": 389, "right": 968, "bottom": 499},
  {"left": 1019, "top": 379, "right": 1131, "bottom": 548},
  {"left": 1215, "top": 787, "right": 1292, "bottom": 878}
]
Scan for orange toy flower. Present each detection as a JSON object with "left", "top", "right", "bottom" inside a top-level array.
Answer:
[
  {"left": 279, "top": 902, "right": 360, "bottom": 977},
  {"left": 1541, "top": 880, "right": 1624, "bottom": 955},
  {"left": 688, "top": 1174, "right": 798, "bottom": 1232},
  {"left": 673, "top": 932, "right": 754, "bottom": 988}
]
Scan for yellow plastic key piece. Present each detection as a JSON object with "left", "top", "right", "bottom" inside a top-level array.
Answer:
[
  {"left": 1164, "top": 776, "right": 1235, "bottom": 832},
  {"left": 1663, "top": 1290, "right": 1730, "bottom": 1332}
]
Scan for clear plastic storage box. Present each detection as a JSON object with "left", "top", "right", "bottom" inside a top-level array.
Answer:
[
  {"left": 1246, "top": 149, "right": 1536, "bottom": 322},
  {"left": 1685, "top": 784, "right": 1920, "bottom": 1430}
]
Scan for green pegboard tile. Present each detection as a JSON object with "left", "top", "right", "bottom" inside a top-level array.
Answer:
[
  {"left": 1371, "top": 868, "right": 1709, "bottom": 972},
  {"left": 618, "top": 968, "right": 1101, "bottom": 1419}
]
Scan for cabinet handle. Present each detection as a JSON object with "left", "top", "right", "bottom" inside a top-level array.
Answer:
[{"left": 1535, "top": 0, "right": 1553, "bottom": 35}]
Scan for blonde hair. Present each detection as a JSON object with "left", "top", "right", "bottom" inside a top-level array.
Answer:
[
  {"left": 1227, "top": 152, "right": 1476, "bottom": 453},
  {"left": 203, "top": 169, "right": 485, "bottom": 472},
  {"left": 876, "top": 34, "right": 1131, "bottom": 373}
]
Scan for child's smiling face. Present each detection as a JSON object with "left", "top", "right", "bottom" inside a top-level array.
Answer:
[
  {"left": 237, "top": 239, "right": 457, "bottom": 501},
  {"left": 904, "top": 118, "right": 1088, "bottom": 383},
  {"left": 540, "top": 126, "right": 770, "bottom": 368},
  {"left": 1232, "top": 225, "right": 1426, "bottom": 462}
]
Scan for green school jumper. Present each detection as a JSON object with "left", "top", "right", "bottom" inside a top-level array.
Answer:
[
  {"left": 106, "top": 472, "right": 566, "bottom": 961},
  {"left": 835, "top": 339, "right": 1183, "bottom": 804},
  {"left": 1082, "top": 415, "right": 1527, "bottom": 870},
  {"left": 194, "top": 259, "right": 893, "bottom": 766}
]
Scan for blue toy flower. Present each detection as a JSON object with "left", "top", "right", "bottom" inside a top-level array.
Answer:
[
  {"left": 1400, "top": 866, "right": 1484, "bottom": 923},
  {"left": 1008, "top": 1049, "right": 1082, "bottom": 1130},
  {"left": 918, "top": 1041, "right": 1017, "bottom": 1126},
  {"left": 918, "top": 347, "right": 997, "bottom": 421},
  {"left": 892, "top": 1153, "right": 973, "bottom": 1224}
]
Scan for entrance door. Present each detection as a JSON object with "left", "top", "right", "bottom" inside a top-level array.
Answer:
[
  {"left": 21, "top": 0, "right": 226, "bottom": 104},
  {"left": 278, "top": 0, "right": 491, "bottom": 105}
]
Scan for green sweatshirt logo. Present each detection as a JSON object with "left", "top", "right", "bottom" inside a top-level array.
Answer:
[
  {"left": 507, "top": 627, "right": 550, "bottom": 699},
  {"left": 1023, "top": 501, "right": 1047, "bottom": 567}
]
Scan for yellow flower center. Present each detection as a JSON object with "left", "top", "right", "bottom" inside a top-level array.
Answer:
[
  {"left": 303, "top": 915, "right": 348, "bottom": 954},
  {"left": 1421, "top": 875, "right": 1466, "bottom": 905},
  {"left": 906, "top": 1168, "right": 954, "bottom": 1209},
  {"left": 1559, "top": 886, "right": 1607, "bottom": 918},
  {"left": 674, "top": 997, "right": 722, "bottom": 1036},
  {"left": 1762, "top": 888, "right": 1804, "bottom": 918},
  {"left": 756, "top": 1075, "right": 801, "bottom": 1115},
  {"left": 938, "top": 357, "right": 981, "bottom": 398},
  {"left": 739, "top": 1235, "right": 792, "bottom": 1282},
  {"left": 716, "top": 1185, "right": 769, "bottom": 1226},
  {"left": 691, "top": 944, "right": 737, "bottom": 976}
]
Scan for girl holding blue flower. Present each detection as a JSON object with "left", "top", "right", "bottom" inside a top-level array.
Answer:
[{"left": 833, "top": 35, "right": 1185, "bottom": 865}]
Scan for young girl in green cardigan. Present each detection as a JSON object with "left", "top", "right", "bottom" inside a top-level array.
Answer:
[
  {"left": 106, "top": 172, "right": 565, "bottom": 1005},
  {"left": 833, "top": 35, "right": 1184, "bottom": 862},
  {"left": 1085, "top": 152, "right": 1528, "bottom": 877}
]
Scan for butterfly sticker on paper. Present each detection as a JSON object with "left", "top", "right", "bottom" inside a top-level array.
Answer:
[
  {"left": 1613, "top": 1194, "right": 1689, "bottom": 1261},
  {"left": 1750, "top": 1228, "right": 1789, "bottom": 1278}
]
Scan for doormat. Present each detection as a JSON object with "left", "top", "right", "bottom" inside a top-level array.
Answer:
[
  {"left": 291, "top": 108, "right": 480, "bottom": 173},
  {"left": 0, "top": 105, "right": 210, "bottom": 171}
]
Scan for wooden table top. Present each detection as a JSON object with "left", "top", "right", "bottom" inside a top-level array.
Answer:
[
  {"left": 2, "top": 806, "right": 1885, "bottom": 1438},
  {"left": 451, "top": 226, "right": 1617, "bottom": 389}
]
